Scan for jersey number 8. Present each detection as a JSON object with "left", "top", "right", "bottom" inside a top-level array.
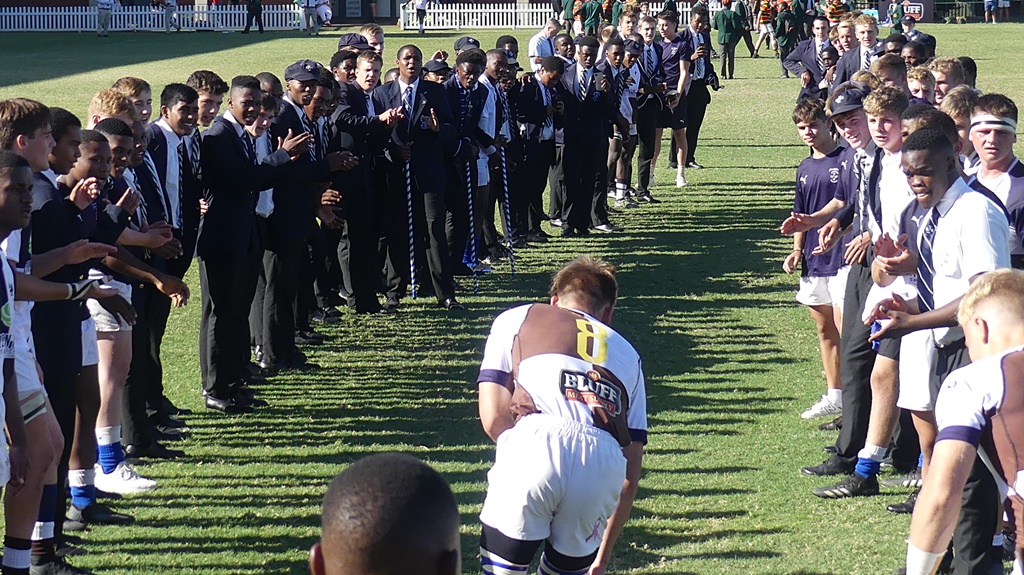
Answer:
[{"left": 575, "top": 319, "right": 608, "bottom": 364}]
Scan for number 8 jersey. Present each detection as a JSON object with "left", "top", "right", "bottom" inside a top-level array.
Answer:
[{"left": 477, "top": 304, "right": 648, "bottom": 447}]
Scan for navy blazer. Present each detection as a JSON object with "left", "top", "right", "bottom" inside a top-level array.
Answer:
[
  {"left": 785, "top": 38, "right": 830, "bottom": 100},
  {"left": 831, "top": 41, "right": 884, "bottom": 93},
  {"left": 198, "top": 115, "right": 290, "bottom": 257},
  {"left": 636, "top": 44, "right": 665, "bottom": 111},
  {"left": 371, "top": 78, "right": 456, "bottom": 194},
  {"left": 146, "top": 123, "right": 202, "bottom": 236},
  {"left": 267, "top": 101, "right": 332, "bottom": 244},
  {"left": 560, "top": 65, "right": 612, "bottom": 143},
  {"left": 443, "top": 75, "right": 489, "bottom": 157}
]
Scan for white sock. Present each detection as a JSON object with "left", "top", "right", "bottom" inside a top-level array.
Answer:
[
  {"left": 68, "top": 468, "right": 95, "bottom": 488},
  {"left": 32, "top": 521, "right": 54, "bottom": 540},
  {"left": 857, "top": 444, "right": 887, "bottom": 462},
  {"left": 826, "top": 388, "right": 842, "bottom": 405},
  {"left": 615, "top": 182, "right": 627, "bottom": 200},
  {"left": 2, "top": 546, "right": 30, "bottom": 570},
  {"left": 95, "top": 425, "right": 121, "bottom": 445}
]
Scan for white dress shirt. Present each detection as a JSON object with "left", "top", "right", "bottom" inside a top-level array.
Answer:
[
  {"left": 528, "top": 30, "right": 555, "bottom": 72},
  {"left": 154, "top": 117, "right": 184, "bottom": 229}
]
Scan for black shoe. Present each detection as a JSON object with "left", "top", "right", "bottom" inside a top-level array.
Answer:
[
  {"left": 161, "top": 396, "right": 192, "bottom": 416},
  {"left": 823, "top": 444, "right": 838, "bottom": 454},
  {"left": 381, "top": 296, "right": 400, "bottom": 313},
  {"left": 67, "top": 503, "right": 134, "bottom": 525},
  {"left": 560, "top": 227, "right": 577, "bottom": 237},
  {"left": 635, "top": 192, "right": 661, "bottom": 204},
  {"left": 311, "top": 308, "right": 341, "bottom": 324},
  {"left": 812, "top": 473, "right": 879, "bottom": 499},
  {"left": 205, "top": 394, "right": 254, "bottom": 414},
  {"left": 150, "top": 412, "right": 185, "bottom": 429},
  {"left": 819, "top": 416, "right": 842, "bottom": 431},
  {"left": 668, "top": 161, "right": 678, "bottom": 169},
  {"left": 439, "top": 298, "right": 464, "bottom": 311},
  {"left": 801, "top": 454, "right": 854, "bottom": 476},
  {"left": 55, "top": 541, "right": 87, "bottom": 558},
  {"left": 30, "top": 556, "right": 95, "bottom": 575},
  {"left": 525, "top": 231, "right": 549, "bottom": 243},
  {"left": 294, "top": 330, "right": 323, "bottom": 345},
  {"left": 881, "top": 467, "right": 923, "bottom": 488},
  {"left": 151, "top": 424, "right": 188, "bottom": 442},
  {"left": 686, "top": 161, "right": 704, "bottom": 169},
  {"left": 886, "top": 489, "right": 919, "bottom": 514},
  {"left": 276, "top": 356, "right": 320, "bottom": 372},
  {"left": 125, "top": 440, "right": 185, "bottom": 459}
]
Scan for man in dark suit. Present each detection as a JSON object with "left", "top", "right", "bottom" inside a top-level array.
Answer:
[
  {"left": 515, "top": 56, "right": 564, "bottom": 238},
  {"left": 372, "top": 45, "right": 462, "bottom": 311},
  {"left": 682, "top": 6, "right": 713, "bottom": 170},
  {"left": 262, "top": 60, "right": 350, "bottom": 371},
  {"left": 443, "top": 49, "right": 488, "bottom": 275},
  {"left": 830, "top": 13, "right": 884, "bottom": 92},
  {"left": 331, "top": 50, "right": 402, "bottom": 313},
  {"left": 198, "top": 75, "right": 310, "bottom": 413},
  {"left": 138, "top": 83, "right": 201, "bottom": 430},
  {"left": 784, "top": 15, "right": 832, "bottom": 101},
  {"left": 560, "top": 35, "right": 611, "bottom": 236},
  {"left": 635, "top": 15, "right": 665, "bottom": 203}
]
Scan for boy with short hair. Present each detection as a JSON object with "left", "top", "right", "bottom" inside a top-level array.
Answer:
[
  {"left": 869, "top": 53, "right": 909, "bottom": 94},
  {"left": 926, "top": 58, "right": 964, "bottom": 107},
  {"left": 783, "top": 98, "right": 847, "bottom": 421},
  {"left": 656, "top": 9, "right": 693, "bottom": 188},
  {"left": 969, "top": 94, "right": 1023, "bottom": 267},
  {"left": 111, "top": 77, "right": 153, "bottom": 123},
  {"left": 186, "top": 70, "right": 229, "bottom": 130},
  {"left": 938, "top": 85, "right": 982, "bottom": 175},
  {"left": 86, "top": 89, "right": 138, "bottom": 129},
  {"left": 907, "top": 66, "right": 935, "bottom": 105}
]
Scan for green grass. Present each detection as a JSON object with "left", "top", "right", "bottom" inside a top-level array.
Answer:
[{"left": 2, "top": 22, "right": 1024, "bottom": 575}]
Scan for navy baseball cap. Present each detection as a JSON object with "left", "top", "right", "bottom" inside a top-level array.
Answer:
[
  {"left": 337, "top": 32, "right": 373, "bottom": 51},
  {"left": 454, "top": 36, "right": 481, "bottom": 51},
  {"left": 829, "top": 81, "right": 872, "bottom": 117},
  {"left": 624, "top": 39, "right": 643, "bottom": 56},
  {"left": 901, "top": 14, "right": 916, "bottom": 24},
  {"left": 423, "top": 58, "right": 451, "bottom": 73},
  {"left": 285, "top": 59, "right": 322, "bottom": 82}
]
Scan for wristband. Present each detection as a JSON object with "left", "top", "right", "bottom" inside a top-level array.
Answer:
[
  {"left": 68, "top": 278, "right": 102, "bottom": 301},
  {"left": 905, "top": 542, "right": 944, "bottom": 575}
]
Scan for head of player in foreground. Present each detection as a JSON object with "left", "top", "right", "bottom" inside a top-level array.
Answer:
[
  {"left": 309, "top": 453, "right": 461, "bottom": 575},
  {"left": 549, "top": 255, "right": 618, "bottom": 325}
]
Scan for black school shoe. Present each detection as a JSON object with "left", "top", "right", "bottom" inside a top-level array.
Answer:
[
  {"left": 801, "top": 454, "right": 854, "bottom": 476},
  {"left": 886, "top": 489, "right": 919, "bottom": 514},
  {"left": 30, "top": 555, "right": 95, "bottom": 575},
  {"left": 66, "top": 503, "right": 134, "bottom": 526}
]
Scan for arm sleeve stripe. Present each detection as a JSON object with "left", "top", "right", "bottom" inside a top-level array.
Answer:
[
  {"left": 629, "top": 428, "right": 648, "bottom": 444},
  {"left": 477, "top": 369, "right": 512, "bottom": 387},
  {"left": 935, "top": 425, "right": 982, "bottom": 447}
]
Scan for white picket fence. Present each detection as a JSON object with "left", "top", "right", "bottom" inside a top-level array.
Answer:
[
  {"left": 398, "top": 1, "right": 719, "bottom": 30},
  {"left": 0, "top": 5, "right": 305, "bottom": 33}
]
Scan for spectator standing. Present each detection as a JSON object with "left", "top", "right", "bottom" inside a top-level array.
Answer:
[
  {"left": 529, "top": 19, "right": 562, "bottom": 73},
  {"left": 243, "top": 0, "right": 263, "bottom": 34},
  {"left": 302, "top": 0, "right": 319, "bottom": 36},
  {"left": 733, "top": 0, "right": 756, "bottom": 58},
  {"left": 753, "top": 0, "right": 778, "bottom": 59},
  {"left": 713, "top": 0, "right": 744, "bottom": 79},
  {"left": 97, "top": 0, "right": 115, "bottom": 37},
  {"left": 414, "top": 0, "right": 432, "bottom": 35},
  {"left": 775, "top": 2, "right": 799, "bottom": 78},
  {"left": 163, "top": 0, "right": 181, "bottom": 32}
]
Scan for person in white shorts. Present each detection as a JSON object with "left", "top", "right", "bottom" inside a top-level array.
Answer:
[
  {"left": 782, "top": 98, "right": 848, "bottom": 420},
  {"left": 476, "top": 256, "right": 646, "bottom": 575}
]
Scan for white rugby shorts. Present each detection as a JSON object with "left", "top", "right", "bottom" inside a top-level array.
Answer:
[
  {"left": 479, "top": 413, "right": 626, "bottom": 558},
  {"left": 896, "top": 329, "right": 937, "bottom": 412},
  {"left": 81, "top": 317, "right": 99, "bottom": 367},
  {"left": 795, "top": 266, "right": 849, "bottom": 309},
  {"left": 86, "top": 279, "right": 133, "bottom": 333}
]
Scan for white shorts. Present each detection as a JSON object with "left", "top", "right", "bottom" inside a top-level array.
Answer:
[
  {"left": 896, "top": 329, "right": 937, "bottom": 412},
  {"left": 81, "top": 317, "right": 99, "bottom": 367},
  {"left": 998, "top": 0, "right": 1010, "bottom": 7},
  {"left": 86, "top": 279, "right": 133, "bottom": 332},
  {"left": 14, "top": 348, "right": 43, "bottom": 394},
  {"left": 795, "top": 266, "right": 849, "bottom": 309},
  {"left": 479, "top": 413, "right": 626, "bottom": 557}
]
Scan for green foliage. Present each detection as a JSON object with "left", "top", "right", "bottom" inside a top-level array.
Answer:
[{"left": 0, "top": 23, "right": 1021, "bottom": 574}]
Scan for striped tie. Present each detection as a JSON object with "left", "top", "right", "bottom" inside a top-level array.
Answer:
[
  {"left": 917, "top": 209, "right": 939, "bottom": 311},
  {"left": 188, "top": 132, "right": 202, "bottom": 181},
  {"left": 861, "top": 49, "right": 871, "bottom": 71},
  {"left": 817, "top": 42, "right": 827, "bottom": 74}
]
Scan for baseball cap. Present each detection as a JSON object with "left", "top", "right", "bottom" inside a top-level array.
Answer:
[
  {"left": 423, "top": 58, "right": 451, "bottom": 73},
  {"left": 901, "top": 14, "right": 916, "bottom": 24},
  {"left": 454, "top": 36, "right": 481, "bottom": 51},
  {"left": 829, "top": 81, "right": 872, "bottom": 117},
  {"left": 285, "top": 59, "right": 322, "bottom": 82},
  {"left": 337, "top": 32, "right": 373, "bottom": 51},
  {"left": 624, "top": 38, "right": 643, "bottom": 56}
]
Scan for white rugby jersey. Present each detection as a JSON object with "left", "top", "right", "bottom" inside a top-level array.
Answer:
[
  {"left": 477, "top": 303, "right": 648, "bottom": 446},
  {"left": 935, "top": 345, "right": 1024, "bottom": 504}
]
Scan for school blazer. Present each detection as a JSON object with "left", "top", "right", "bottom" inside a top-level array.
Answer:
[
  {"left": 146, "top": 123, "right": 202, "bottom": 241},
  {"left": 197, "top": 116, "right": 290, "bottom": 258},
  {"left": 371, "top": 79, "right": 457, "bottom": 194},
  {"left": 443, "top": 75, "right": 489, "bottom": 156},
  {"left": 560, "top": 65, "right": 613, "bottom": 143},
  {"left": 831, "top": 41, "right": 884, "bottom": 93},
  {"left": 784, "top": 38, "right": 830, "bottom": 99},
  {"left": 329, "top": 82, "right": 390, "bottom": 200},
  {"left": 267, "top": 102, "right": 332, "bottom": 244}
]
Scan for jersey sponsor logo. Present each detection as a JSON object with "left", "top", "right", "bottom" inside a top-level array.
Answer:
[
  {"left": 560, "top": 369, "right": 623, "bottom": 416},
  {"left": 800, "top": 174, "right": 808, "bottom": 186},
  {"left": 829, "top": 167, "right": 840, "bottom": 184}
]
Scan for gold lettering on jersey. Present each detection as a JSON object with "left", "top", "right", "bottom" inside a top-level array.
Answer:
[
  {"left": 559, "top": 369, "right": 622, "bottom": 416},
  {"left": 575, "top": 319, "right": 608, "bottom": 364}
]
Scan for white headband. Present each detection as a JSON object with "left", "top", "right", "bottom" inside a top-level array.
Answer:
[{"left": 970, "top": 114, "right": 1018, "bottom": 134}]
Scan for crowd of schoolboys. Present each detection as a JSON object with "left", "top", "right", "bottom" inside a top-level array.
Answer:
[{"left": 776, "top": 6, "right": 1024, "bottom": 574}]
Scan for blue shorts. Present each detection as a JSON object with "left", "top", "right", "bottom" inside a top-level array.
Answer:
[{"left": 985, "top": 0, "right": 997, "bottom": 10}]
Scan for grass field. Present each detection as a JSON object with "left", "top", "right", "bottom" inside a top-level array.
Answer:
[{"left": 2, "top": 21, "right": 1024, "bottom": 575}]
